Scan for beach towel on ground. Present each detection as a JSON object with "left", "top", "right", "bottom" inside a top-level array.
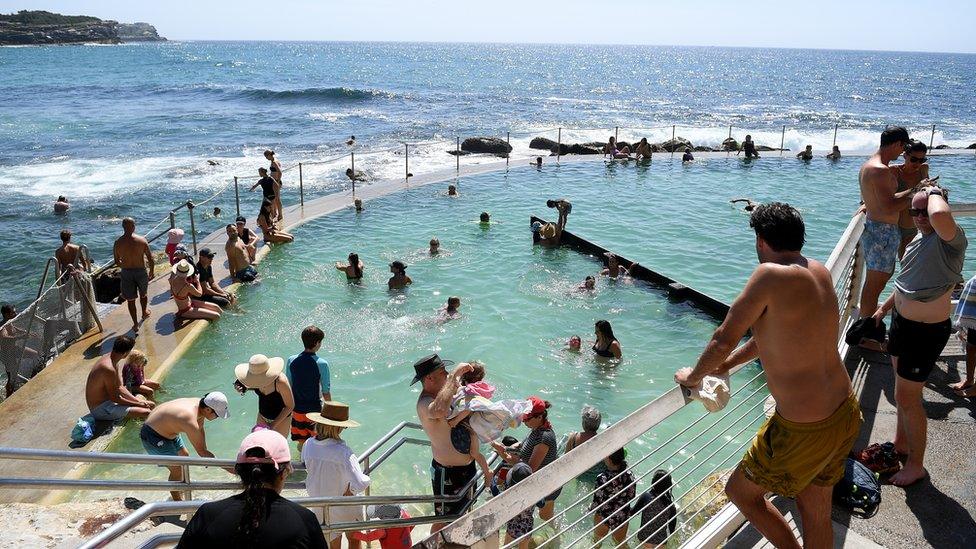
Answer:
[
  {"left": 448, "top": 395, "right": 532, "bottom": 442},
  {"left": 952, "top": 275, "right": 976, "bottom": 330}
]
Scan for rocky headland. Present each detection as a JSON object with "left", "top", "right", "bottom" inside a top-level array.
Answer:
[{"left": 0, "top": 10, "right": 165, "bottom": 46}]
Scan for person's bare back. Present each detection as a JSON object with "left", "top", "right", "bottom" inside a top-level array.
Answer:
[
  {"left": 859, "top": 153, "right": 902, "bottom": 225},
  {"left": 225, "top": 234, "right": 249, "bottom": 275},
  {"left": 85, "top": 356, "right": 120, "bottom": 411},
  {"left": 114, "top": 234, "right": 150, "bottom": 269},
  {"left": 749, "top": 259, "right": 852, "bottom": 422},
  {"left": 417, "top": 395, "right": 472, "bottom": 466},
  {"left": 145, "top": 397, "right": 204, "bottom": 440},
  {"left": 55, "top": 243, "right": 81, "bottom": 275}
]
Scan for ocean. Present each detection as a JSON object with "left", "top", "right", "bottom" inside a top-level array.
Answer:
[{"left": 1, "top": 41, "right": 975, "bottom": 307}]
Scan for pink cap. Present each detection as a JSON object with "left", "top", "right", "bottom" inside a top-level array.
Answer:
[{"left": 236, "top": 429, "right": 291, "bottom": 470}]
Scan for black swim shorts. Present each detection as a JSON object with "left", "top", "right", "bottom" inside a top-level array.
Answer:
[
  {"left": 430, "top": 458, "right": 477, "bottom": 517},
  {"left": 887, "top": 309, "right": 951, "bottom": 383}
]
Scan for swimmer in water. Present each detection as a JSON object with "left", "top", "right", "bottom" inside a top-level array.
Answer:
[
  {"left": 730, "top": 198, "right": 758, "bottom": 212},
  {"left": 442, "top": 296, "right": 461, "bottom": 319},
  {"left": 54, "top": 196, "right": 69, "bottom": 214},
  {"left": 579, "top": 275, "right": 596, "bottom": 291},
  {"left": 388, "top": 261, "right": 412, "bottom": 290},
  {"left": 634, "top": 138, "right": 653, "bottom": 161},
  {"left": 354, "top": 198, "right": 363, "bottom": 212},
  {"left": 336, "top": 253, "right": 364, "bottom": 280},
  {"left": 826, "top": 145, "right": 842, "bottom": 160},
  {"left": 567, "top": 335, "right": 582, "bottom": 353},
  {"left": 532, "top": 157, "right": 543, "bottom": 168},
  {"left": 682, "top": 148, "right": 695, "bottom": 162},
  {"left": 480, "top": 212, "right": 491, "bottom": 225},
  {"left": 600, "top": 253, "right": 630, "bottom": 279},
  {"left": 212, "top": 207, "right": 221, "bottom": 218},
  {"left": 448, "top": 184, "right": 459, "bottom": 197},
  {"left": 797, "top": 145, "right": 814, "bottom": 160},
  {"left": 429, "top": 237, "right": 440, "bottom": 255}
]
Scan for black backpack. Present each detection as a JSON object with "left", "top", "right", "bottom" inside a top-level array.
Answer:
[{"left": 833, "top": 458, "right": 881, "bottom": 518}]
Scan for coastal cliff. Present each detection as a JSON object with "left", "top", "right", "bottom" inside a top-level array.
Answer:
[{"left": 0, "top": 10, "right": 165, "bottom": 45}]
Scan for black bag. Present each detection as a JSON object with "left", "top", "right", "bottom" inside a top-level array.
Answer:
[
  {"left": 833, "top": 458, "right": 881, "bottom": 518},
  {"left": 844, "top": 317, "right": 886, "bottom": 346}
]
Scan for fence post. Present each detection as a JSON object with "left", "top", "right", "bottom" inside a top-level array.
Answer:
[
  {"left": 405, "top": 143, "right": 410, "bottom": 180},
  {"left": 728, "top": 125, "right": 733, "bottom": 139},
  {"left": 727, "top": 125, "right": 733, "bottom": 157},
  {"left": 456, "top": 137, "right": 460, "bottom": 174},
  {"left": 506, "top": 131, "right": 510, "bottom": 167},
  {"left": 233, "top": 177, "right": 240, "bottom": 217},
  {"left": 832, "top": 124, "right": 839, "bottom": 148},
  {"left": 187, "top": 201, "right": 198, "bottom": 256},
  {"left": 298, "top": 163, "right": 304, "bottom": 207},
  {"left": 181, "top": 465, "right": 192, "bottom": 501},
  {"left": 614, "top": 126, "right": 619, "bottom": 142},
  {"left": 557, "top": 127, "right": 562, "bottom": 163},
  {"left": 929, "top": 124, "right": 936, "bottom": 149},
  {"left": 670, "top": 125, "right": 676, "bottom": 159},
  {"left": 351, "top": 152, "right": 356, "bottom": 195},
  {"left": 780, "top": 125, "right": 786, "bottom": 156},
  {"left": 169, "top": 211, "right": 176, "bottom": 230},
  {"left": 72, "top": 274, "right": 103, "bottom": 333}
]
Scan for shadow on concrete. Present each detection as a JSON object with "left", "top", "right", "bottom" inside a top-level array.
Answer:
[{"left": 904, "top": 479, "right": 976, "bottom": 548}]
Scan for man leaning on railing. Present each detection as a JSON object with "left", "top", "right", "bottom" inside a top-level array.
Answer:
[{"left": 675, "top": 202, "right": 861, "bottom": 549}]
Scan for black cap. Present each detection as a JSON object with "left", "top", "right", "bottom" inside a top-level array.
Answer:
[
  {"left": 236, "top": 215, "right": 246, "bottom": 223},
  {"left": 199, "top": 248, "right": 216, "bottom": 258},
  {"left": 410, "top": 354, "right": 453, "bottom": 385}
]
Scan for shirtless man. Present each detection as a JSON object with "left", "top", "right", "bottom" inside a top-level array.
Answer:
[
  {"left": 388, "top": 261, "right": 412, "bottom": 290},
  {"left": 235, "top": 216, "right": 258, "bottom": 262},
  {"left": 55, "top": 230, "right": 89, "bottom": 278},
  {"left": 546, "top": 198, "right": 572, "bottom": 230},
  {"left": 857, "top": 127, "right": 912, "bottom": 324},
  {"left": 675, "top": 203, "right": 861, "bottom": 549},
  {"left": 225, "top": 224, "right": 257, "bottom": 283},
  {"left": 796, "top": 145, "right": 814, "bottom": 160},
  {"left": 412, "top": 354, "right": 476, "bottom": 532},
  {"left": 113, "top": 218, "right": 154, "bottom": 334},
  {"left": 85, "top": 336, "right": 153, "bottom": 424},
  {"left": 54, "top": 195, "right": 69, "bottom": 214},
  {"left": 141, "top": 392, "right": 229, "bottom": 500}
]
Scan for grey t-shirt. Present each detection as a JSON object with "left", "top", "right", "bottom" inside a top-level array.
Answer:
[
  {"left": 519, "top": 427, "right": 558, "bottom": 470},
  {"left": 896, "top": 226, "right": 967, "bottom": 302}
]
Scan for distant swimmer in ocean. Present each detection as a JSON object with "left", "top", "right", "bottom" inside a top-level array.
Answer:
[
  {"left": 54, "top": 195, "right": 69, "bottom": 214},
  {"left": 430, "top": 237, "right": 440, "bottom": 255},
  {"left": 448, "top": 184, "right": 459, "bottom": 197},
  {"left": 593, "top": 320, "right": 622, "bottom": 359},
  {"left": 388, "top": 261, "right": 412, "bottom": 290},
  {"left": 797, "top": 145, "right": 814, "bottom": 160},
  {"left": 604, "top": 136, "right": 632, "bottom": 159},
  {"left": 738, "top": 135, "right": 760, "bottom": 159},
  {"left": 826, "top": 145, "right": 842, "bottom": 160},
  {"left": 601, "top": 253, "right": 630, "bottom": 279},
  {"left": 634, "top": 138, "right": 653, "bottom": 161},
  {"left": 336, "top": 253, "right": 364, "bottom": 280},
  {"left": 346, "top": 168, "right": 367, "bottom": 183},
  {"left": 730, "top": 198, "right": 759, "bottom": 212},
  {"left": 354, "top": 198, "right": 363, "bottom": 212},
  {"left": 346, "top": 135, "right": 356, "bottom": 147},
  {"left": 682, "top": 148, "right": 695, "bottom": 162},
  {"left": 480, "top": 212, "right": 491, "bottom": 225}
]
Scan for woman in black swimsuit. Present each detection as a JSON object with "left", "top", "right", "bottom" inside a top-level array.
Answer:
[
  {"left": 264, "top": 150, "right": 284, "bottom": 222},
  {"left": 593, "top": 320, "right": 622, "bottom": 359},
  {"left": 234, "top": 355, "right": 295, "bottom": 439},
  {"left": 335, "top": 252, "right": 364, "bottom": 280}
]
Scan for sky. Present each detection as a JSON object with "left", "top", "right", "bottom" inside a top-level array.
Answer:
[{"left": 2, "top": 0, "right": 975, "bottom": 54}]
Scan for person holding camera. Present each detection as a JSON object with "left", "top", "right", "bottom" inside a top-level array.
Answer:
[{"left": 169, "top": 259, "right": 222, "bottom": 322}]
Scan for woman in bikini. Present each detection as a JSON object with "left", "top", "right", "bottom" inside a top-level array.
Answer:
[
  {"left": 256, "top": 199, "right": 294, "bottom": 244},
  {"left": 593, "top": 320, "right": 622, "bottom": 359},
  {"left": 336, "top": 253, "right": 364, "bottom": 280},
  {"left": 264, "top": 150, "right": 284, "bottom": 222},
  {"left": 169, "top": 260, "right": 222, "bottom": 321}
]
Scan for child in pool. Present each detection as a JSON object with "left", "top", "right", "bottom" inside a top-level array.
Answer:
[
  {"left": 447, "top": 363, "right": 531, "bottom": 486},
  {"left": 567, "top": 335, "right": 582, "bottom": 352},
  {"left": 122, "top": 350, "right": 160, "bottom": 400}
]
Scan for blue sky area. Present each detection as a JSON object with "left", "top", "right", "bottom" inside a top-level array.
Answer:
[{"left": 2, "top": 0, "right": 975, "bottom": 53}]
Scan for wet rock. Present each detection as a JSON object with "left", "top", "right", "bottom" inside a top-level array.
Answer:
[
  {"left": 93, "top": 268, "right": 121, "bottom": 304},
  {"left": 935, "top": 144, "right": 949, "bottom": 150},
  {"left": 446, "top": 150, "right": 472, "bottom": 156},
  {"left": 567, "top": 144, "right": 602, "bottom": 155},
  {"left": 722, "top": 138, "right": 740, "bottom": 151},
  {"left": 207, "top": 159, "right": 220, "bottom": 166},
  {"left": 693, "top": 146, "right": 716, "bottom": 152},
  {"left": 529, "top": 137, "right": 558, "bottom": 150},
  {"left": 658, "top": 137, "right": 693, "bottom": 152},
  {"left": 460, "top": 137, "right": 513, "bottom": 155},
  {"left": 967, "top": 143, "right": 976, "bottom": 149},
  {"left": 756, "top": 145, "right": 778, "bottom": 151}
]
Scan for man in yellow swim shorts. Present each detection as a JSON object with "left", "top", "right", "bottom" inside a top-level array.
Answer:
[{"left": 676, "top": 202, "right": 862, "bottom": 549}]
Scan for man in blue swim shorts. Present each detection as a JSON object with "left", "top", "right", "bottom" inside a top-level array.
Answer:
[{"left": 857, "top": 127, "right": 912, "bottom": 337}]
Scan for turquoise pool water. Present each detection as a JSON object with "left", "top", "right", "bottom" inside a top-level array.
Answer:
[{"left": 94, "top": 154, "right": 976, "bottom": 510}]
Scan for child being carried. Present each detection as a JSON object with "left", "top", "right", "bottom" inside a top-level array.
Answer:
[{"left": 447, "top": 363, "right": 532, "bottom": 486}]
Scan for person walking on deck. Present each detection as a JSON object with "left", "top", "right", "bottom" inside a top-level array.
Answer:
[
  {"left": 413, "top": 354, "right": 477, "bottom": 533},
  {"left": 113, "top": 217, "right": 155, "bottom": 334},
  {"left": 872, "top": 186, "right": 966, "bottom": 487},
  {"left": 286, "top": 326, "right": 331, "bottom": 450},
  {"left": 675, "top": 202, "right": 861, "bottom": 549},
  {"left": 141, "top": 392, "right": 229, "bottom": 501},
  {"left": 85, "top": 336, "right": 153, "bottom": 422},
  {"left": 856, "top": 127, "right": 912, "bottom": 332}
]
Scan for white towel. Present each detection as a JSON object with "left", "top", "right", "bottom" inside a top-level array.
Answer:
[{"left": 689, "top": 374, "right": 731, "bottom": 413}]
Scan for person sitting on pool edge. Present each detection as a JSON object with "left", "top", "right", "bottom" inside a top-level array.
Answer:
[
  {"left": 634, "top": 138, "right": 653, "bottom": 161},
  {"left": 236, "top": 216, "right": 258, "bottom": 262},
  {"left": 388, "top": 261, "right": 412, "bottom": 290},
  {"left": 603, "top": 136, "right": 631, "bottom": 159},
  {"left": 225, "top": 224, "right": 258, "bottom": 283},
  {"left": 336, "top": 253, "right": 364, "bottom": 280},
  {"left": 538, "top": 222, "right": 562, "bottom": 247}
]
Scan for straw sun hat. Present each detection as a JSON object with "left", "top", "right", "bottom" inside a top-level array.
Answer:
[
  {"left": 235, "top": 354, "right": 284, "bottom": 390},
  {"left": 171, "top": 259, "right": 194, "bottom": 277},
  {"left": 307, "top": 401, "right": 360, "bottom": 428}
]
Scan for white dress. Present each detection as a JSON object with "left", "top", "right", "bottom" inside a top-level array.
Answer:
[{"left": 301, "top": 438, "right": 371, "bottom": 539}]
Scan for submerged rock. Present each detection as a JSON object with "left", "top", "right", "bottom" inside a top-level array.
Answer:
[{"left": 460, "top": 137, "right": 513, "bottom": 155}]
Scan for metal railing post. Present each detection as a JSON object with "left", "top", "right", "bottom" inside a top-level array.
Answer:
[
  {"left": 929, "top": 124, "right": 936, "bottom": 149},
  {"left": 181, "top": 465, "right": 192, "bottom": 501},
  {"left": 36, "top": 259, "right": 53, "bottom": 301},
  {"left": 351, "top": 152, "right": 356, "bottom": 195},
  {"left": 186, "top": 201, "right": 198, "bottom": 257},
  {"left": 728, "top": 125, "right": 732, "bottom": 139},
  {"left": 670, "top": 124, "right": 675, "bottom": 159},
  {"left": 168, "top": 211, "right": 176, "bottom": 230},
  {"left": 405, "top": 143, "right": 410, "bottom": 179},
  {"left": 298, "top": 162, "right": 304, "bottom": 207},
  {"left": 455, "top": 137, "right": 460, "bottom": 174},
  {"left": 506, "top": 131, "right": 510, "bottom": 167},
  {"left": 72, "top": 274, "right": 103, "bottom": 333},
  {"left": 557, "top": 127, "right": 562, "bottom": 163},
  {"left": 233, "top": 177, "right": 240, "bottom": 217},
  {"left": 727, "top": 125, "right": 733, "bottom": 157},
  {"left": 363, "top": 456, "right": 371, "bottom": 496},
  {"left": 832, "top": 123, "right": 839, "bottom": 149},
  {"left": 614, "top": 126, "right": 619, "bottom": 142},
  {"left": 780, "top": 125, "right": 786, "bottom": 156}
]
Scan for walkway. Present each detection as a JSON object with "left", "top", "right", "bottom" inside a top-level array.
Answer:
[{"left": 0, "top": 155, "right": 595, "bottom": 504}]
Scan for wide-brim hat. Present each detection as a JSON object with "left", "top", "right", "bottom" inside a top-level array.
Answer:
[
  {"left": 235, "top": 354, "right": 284, "bottom": 389},
  {"left": 306, "top": 400, "right": 360, "bottom": 428},
  {"left": 410, "top": 353, "right": 454, "bottom": 385},
  {"left": 171, "top": 259, "right": 194, "bottom": 277}
]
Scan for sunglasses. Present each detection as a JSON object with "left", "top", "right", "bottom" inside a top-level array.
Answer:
[
  {"left": 908, "top": 156, "right": 927, "bottom": 164},
  {"left": 908, "top": 208, "right": 929, "bottom": 217}
]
